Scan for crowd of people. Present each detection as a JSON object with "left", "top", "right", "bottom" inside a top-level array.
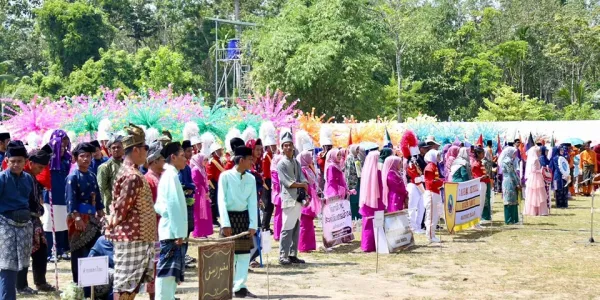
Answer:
[{"left": 0, "top": 119, "right": 598, "bottom": 300}]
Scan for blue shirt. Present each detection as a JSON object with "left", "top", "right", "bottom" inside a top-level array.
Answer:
[
  {"left": 178, "top": 165, "right": 196, "bottom": 197},
  {"left": 43, "top": 158, "right": 71, "bottom": 205},
  {"left": 90, "top": 157, "right": 108, "bottom": 176},
  {"left": 218, "top": 169, "right": 258, "bottom": 229},
  {"left": 65, "top": 169, "right": 104, "bottom": 214},
  {"left": 89, "top": 236, "right": 114, "bottom": 268},
  {"left": 0, "top": 170, "right": 33, "bottom": 213}
]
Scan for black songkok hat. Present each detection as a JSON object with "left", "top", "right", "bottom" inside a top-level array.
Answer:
[
  {"left": 161, "top": 142, "right": 182, "bottom": 159},
  {"left": 6, "top": 140, "right": 28, "bottom": 158},
  {"left": 72, "top": 142, "right": 96, "bottom": 157},
  {"left": 234, "top": 146, "right": 252, "bottom": 157},
  {"left": 230, "top": 137, "right": 245, "bottom": 152},
  {"left": 182, "top": 140, "right": 192, "bottom": 150},
  {"left": 90, "top": 140, "right": 101, "bottom": 149},
  {"left": 29, "top": 144, "right": 53, "bottom": 165}
]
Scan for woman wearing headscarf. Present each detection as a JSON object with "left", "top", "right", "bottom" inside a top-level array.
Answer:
[
  {"left": 549, "top": 146, "right": 569, "bottom": 208},
  {"left": 524, "top": 146, "right": 548, "bottom": 216},
  {"left": 271, "top": 154, "right": 284, "bottom": 241},
  {"left": 345, "top": 145, "right": 361, "bottom": 220},
  {"left": 471, "top": 147, "right": 492, "bottom": 226},
  {"left": 190, "top": 153, "right": 213, "bottom": 238},
  {"left": 382, "top": 156, "right": 408, "bottom": 212},
  {"left": 297, "top": 150, "right": 319, "bottom": 252},
  {"left": 39, "top": 130, "right": 72, "bottom": 261},
  {"left": 359, "top": 151, "right": 383, "bottom": 252},
  {"left": 423, "top": 149, "right": 444, "bottom": 243},
  {"left": 500, "top": 147, "right": 520, "bottom": 224},
  {"left": 539, "top": 146, "right": 552, "bottom": 211},
  {"left": 378, "top": 148, "right": 393, "bottom": 169},
  {"left": 444, "top": 146, "right": 460, "bottom": 180},
  {"left": 449, "top": 147, "right": 473, "bottom": 182}
]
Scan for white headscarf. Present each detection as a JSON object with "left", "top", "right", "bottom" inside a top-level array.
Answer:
[
  {"left": 424, "top": 149, "right": 439, "bottom": 164},
  {"left": 449, "top": 147, "right": 472, "bottom": 180},
  {"left": 525, "top": 146, "right": 541, "bottom": 180}
]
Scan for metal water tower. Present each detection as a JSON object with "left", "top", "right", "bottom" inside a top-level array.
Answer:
[{"left": 208, "top": 17, "right": 256, "bottom": 106}]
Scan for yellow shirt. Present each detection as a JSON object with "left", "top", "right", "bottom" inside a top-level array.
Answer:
[{"left": 579, "top": 149, "right": 597, "bottom": 172}]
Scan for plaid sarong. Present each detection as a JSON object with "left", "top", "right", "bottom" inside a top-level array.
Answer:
[
  {"left": 113, "top": 241, "right": 155, "bottom": 292},
  {"left": 157, "top": 240, "right": 185, "bottom": 283},
  {"left": 0, "top": 214, "right": 32, "bottom": 271},
  {"left": 582, "top": 164, "right": 594, "bottom": 186},
  {"left": 221, "top": 210, "right": 253, "bottom": 254}
]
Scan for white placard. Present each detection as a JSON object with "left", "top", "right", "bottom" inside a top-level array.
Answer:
[
  {"left": 374, "top": 210, "right": 385, "bottom": 228},
  {"left": 78, "top": 256, "right": 109, "bottom": 287}
]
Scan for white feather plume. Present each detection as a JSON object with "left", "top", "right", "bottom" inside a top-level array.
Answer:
[
  {"left": 26, "top": 132, "right": 42, "bottom": 150},
  {"left": 225, "top": 128, "right": 242, "bottom": 153},
  {"left": 201, "top": 132, "right": 216, "bottom": 157},
  {"left": 295, "top": 130, "right": 313, "bottom": 153},
  {"left": 145, "top": 127, "right": 160, "bottom": 145},
  {"left": 42, "top": 129, "right": 54, "bottom": 145},
  {"left": 319, "top": 125, "right": 334, "bottom": 146},
  {"left": 259, "top": 121, "right": 277, "bottom": 145},
  {"left": 241, "top": 127, "right": 257, "bottom": 143},
  {"left": 97, "top": 118, "right": 112, "bottom": 140},
  {"left": 182, "top": 122, "right": 200, "bottom": 141}
]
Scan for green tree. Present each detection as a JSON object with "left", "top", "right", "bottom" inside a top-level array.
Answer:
[
  {"left": 249, "top": 0, "right": 390, "bottom": 120},
  {"left": 35, "top": 0, "right": 116, "bottom": 74},
  {"left": 477, "top": 85, "right": 558, "bottom": 121},
  {"left": 135, "top": 46, "right": 201, "bottom": 93},
  {"left": 562, "top": 102, "right": 600, "bottom": 120}
]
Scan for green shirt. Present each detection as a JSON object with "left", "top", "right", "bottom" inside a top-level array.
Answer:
[{"left": 97, "top": 158, "right": 123, "bottom": 214}]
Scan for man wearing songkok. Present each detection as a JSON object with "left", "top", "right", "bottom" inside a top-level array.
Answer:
[
  {"left": 107, "top": 124, "right": 157, "bottom": 299},
  {"left": 16, "top": 144, "right": 56, "bottom": 295},
  {"left": 98, "top": 135, "right": 125, "bottom": 214},
  {"left": 218, "top": 145, "right": 258, "bottom": 298},
  {"left": 66, "top": 142, "right": 105, "bottom": 294},
  {"left": 0, "top": 141, "right": 34, "bottom": 300},
  {"left": 154, "top": 142, "right": 188, "bottom": 300},
  {"left": 277, "top": 132, "right": 308, "bottom": 265}
]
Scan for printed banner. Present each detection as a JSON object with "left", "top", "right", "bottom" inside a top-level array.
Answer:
[
  {"left": 383, "top": 211, "right": 414, "bottom": 252},
  {"left": 443, "top": 178, "right": 481, "bottom": 233},
  {"left": 322, "top": 198, "right": 354, "bottom": 248}
]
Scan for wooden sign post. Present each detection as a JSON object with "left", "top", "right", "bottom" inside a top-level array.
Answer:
[{"left": 197, "top": 241, "right": 235, "bottom": 300}]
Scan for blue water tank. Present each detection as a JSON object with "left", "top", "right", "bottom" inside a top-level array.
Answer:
[{"left": 227, "top": 39, "right": 241, "bottom": 59}]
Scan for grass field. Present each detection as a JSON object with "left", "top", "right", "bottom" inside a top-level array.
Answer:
[{"left": 22, "top": 194, "right": 600, "bottom": 299}]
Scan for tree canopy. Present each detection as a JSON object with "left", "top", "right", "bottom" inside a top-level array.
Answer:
[{"left": 1, "top": 0, "right": 599, "bottom": 121}]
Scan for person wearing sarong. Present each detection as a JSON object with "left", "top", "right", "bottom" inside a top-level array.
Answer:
[
  {"left": 382, "top": 156, "right": 407, "bottom": 213},
  {"left": 154, "top": 142, "right": 188, "bottom": 300},
  {"left": 98, "top": 135, "right": 125, "bottom": 214},
  {"left": 66, "top": 143, "right": 105, "bottom": 292},
  {"left": 277, "top": 132, "right": 309, "bottom": 264},
  {"left": 423, "top": 150, "right": 444, "bottom": 243},
  {"left": 473, "top": 147, "right": 492, "bottom": 222},
  {"left": 550, "top": 146, "right": 569, "bottom": 208},
  {"left": 179, "top": 140, "right": 196, "bottom": 268},
  {"left": 39, "top": 130, "right": 71, "bottom": 261},
  {"left": 191, "top": 153, "right": 213, "bottom": 238},
  {"left": 144, "top": 141, "right": 165, "bottom": 300},
  {"left": 271, "top": 154, "right": 283, "bottom": 241},
  {"left": 298, "top": 150, "right": 319, "bottom": 252},
  {"left": 0, "top": 141, "right": 34, "bottom": 300},
  {"left": 539, "top": 146, "right": 551, "bottom": 211},
  {"left": 218, "top": 146, "right": 258, "bottom": 298},
  {"left": 17, "top": 144, "right": 55, "bottom": 295},
  {"left": 500, "top": 147, "right": 520, "bottom": 224},
  {"left": 359, "top": 151, "right": 383, "bottom": 252},
  {"left": 524, "top": 146, "right": 548, "bottom": 216},
  {"left": 107, "top": 124, "right": 157, "bottom": 299},
  {"left": 345, "top": 145, "right": 361, "bottom": 219},
  {"left": 579, "top": 141, "right": 597, "bottom": 196},
  {"left": 244, "top": 138, "right": 264, "bottom": 268},
  {"left": 90, "top": 140, "right": 108, "bottom": 175}
]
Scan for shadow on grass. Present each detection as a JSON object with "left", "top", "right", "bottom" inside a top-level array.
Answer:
[
  {"left": 451, "top": 226, "right": 518, "bottom": 241},
  {"left": 267, "top": 295, "right": 331, "bottom": 299}
]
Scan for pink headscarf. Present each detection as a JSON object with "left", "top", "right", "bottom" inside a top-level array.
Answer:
[
  {"left": 297, "top": 150, "right": 315, "bottom": 185},
  {"left": 325, "top": 149, "right": 343, "bottom": 172},
  {"left": 359, "top": 151, "right": 380, "bottom": 209},
  {"left": 271, "top": 154, "right": 283, "bottom": 172},
  {"left": 190, "top": 153, "right": 207, "bottom": 178},
  {"left": 381, "top": 156, "right": 402, "bottom": 208},
  {"left": 444, "top": 146, "right": 460, "bottom": 178},
  {"left": 298, "top": 150, "right": 320, "bottom": 215}
]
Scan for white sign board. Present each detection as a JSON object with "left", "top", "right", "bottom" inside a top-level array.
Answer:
[
  {"left": 374, "top": 210, "right": 384, "bottom": 228},
  {"left": 78, "top": 256, "right": 109, "bottom": 287},
  {"left": 373, "top": 210, "right": 389, "bottom": 254}
]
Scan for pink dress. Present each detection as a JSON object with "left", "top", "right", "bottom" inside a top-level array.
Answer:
[
  {"left": 524, "top": 160, "right": 549, "bottom": 216},
  {"left": 386, "top": 171, "right": 408, "bottom": 213},
  {"left": 272, "top": 171, "right": 283, "bottom": 241},
  {"left": 360, "top": 169, "right": 384, "bottom": 252},
  {"left": 299, "top": 168, "right": 319, "bottom": 252},
  {"left": 191, "top": 167, "right": 214, "bottom": 237}
]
